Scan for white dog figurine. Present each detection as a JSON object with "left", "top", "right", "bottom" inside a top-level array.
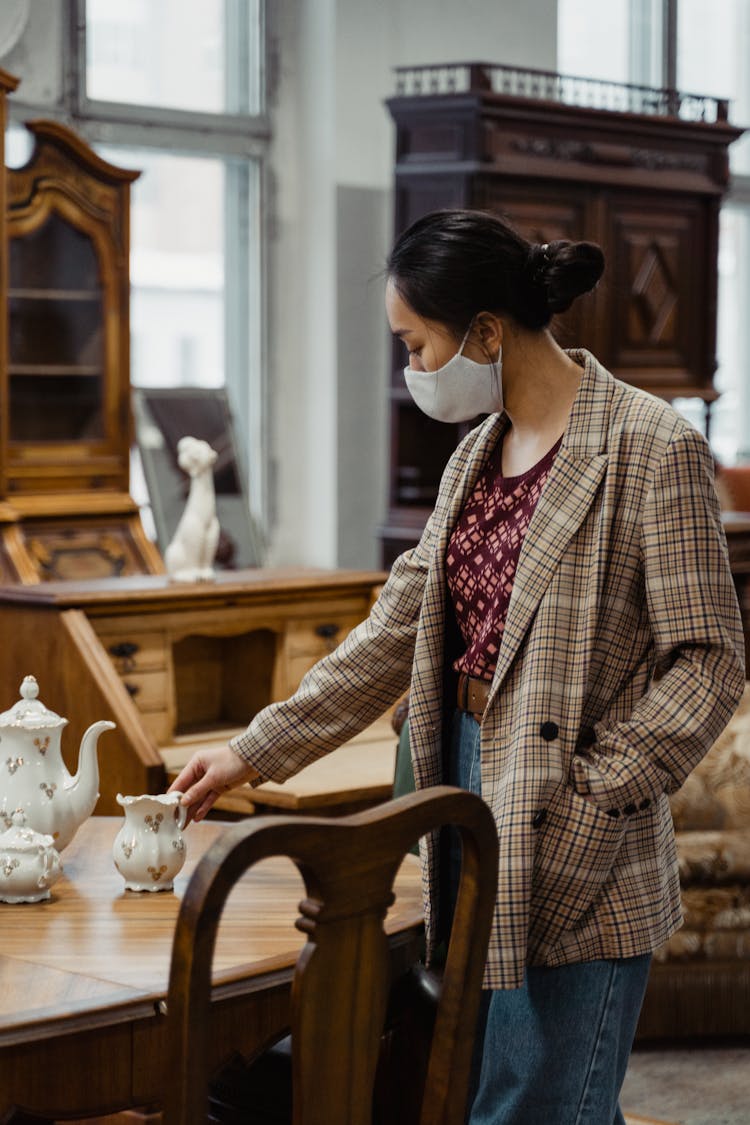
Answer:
[{"left": 164, "top": 436, "right": 220, "bottom": 582}]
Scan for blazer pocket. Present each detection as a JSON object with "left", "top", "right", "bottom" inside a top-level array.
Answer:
[{"left": 529, "top": 784, "right": 627, "bottom": 951}]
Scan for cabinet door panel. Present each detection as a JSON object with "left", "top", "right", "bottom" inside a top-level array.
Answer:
[{"left": 605, "top": 196, "right": 708, "bottom": 390}]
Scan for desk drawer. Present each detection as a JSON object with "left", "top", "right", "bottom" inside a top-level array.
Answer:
[
  {"left": 99, "top": 630, "right": 168, "bottom": 673},
  {"left": 118, "top": 669, "right": 170, "bottom": 712},
  {"left": 286, "top": 617, "right": 361, "bottom": 658}
]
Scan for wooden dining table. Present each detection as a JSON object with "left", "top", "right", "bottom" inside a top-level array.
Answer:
[{"left": 0, "top": 816, "right": 424, "bottom": 1121}]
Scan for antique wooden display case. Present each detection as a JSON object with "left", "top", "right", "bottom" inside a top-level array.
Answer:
[
  {"left": 0, "top": 109, "right": 162, "bottom": 582},
  {"left": 381, "top": 62, "right": 743, "bottom": 563}
]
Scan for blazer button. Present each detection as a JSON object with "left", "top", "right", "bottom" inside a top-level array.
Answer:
[
  {"left": 532, "top": 809, "right": 548, "bottom": 829},
  {"left": 623, "top": 803, "right": 637, "bottom": 816},
  {"left": 540, "top": 722, "right": 559, "bottom": 742},
  {"left": 606, "top": 808, "right": 620, "bottom": 819},
  {"left": 639, "top": 798, "right": 651, "bottom": 811}
]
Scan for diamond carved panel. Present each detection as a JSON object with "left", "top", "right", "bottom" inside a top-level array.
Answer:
[
  {"left": 630, "top": 239, "right": 678, "bottom": 345},
  {"left": 608, "top": 199, "right": 703, "bottom": 386}
]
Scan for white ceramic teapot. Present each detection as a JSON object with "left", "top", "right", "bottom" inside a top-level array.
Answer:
[
  {"left": 0, "top": 676, "right": 116, "bottom": 851},
  {"left": 113, "top": 792, "right": 188, "bottom": 892},
  {"left": 0, "top": 810, "right": 62, "bottom": 903}
]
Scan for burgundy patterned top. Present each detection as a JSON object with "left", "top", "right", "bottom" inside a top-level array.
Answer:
[{"left": 446, "top": 435, "right": 562, "bottom": 681}]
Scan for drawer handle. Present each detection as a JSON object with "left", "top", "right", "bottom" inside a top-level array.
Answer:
[
  {"left": 315, "top": 624, "right": 339, "bottom": 640},
  {"left": 315, "top": 623, "right": 340, "bottom": 652},
  {"left": 124, "top": 682, "right": 141, "bottom": 698},
  {"left": 109, "top": 642, "right": 140, "bottom": 674}
]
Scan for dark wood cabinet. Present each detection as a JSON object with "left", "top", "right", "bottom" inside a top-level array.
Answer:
[{"left": 381, "top": 63, "right": 742, "bottom": 564}]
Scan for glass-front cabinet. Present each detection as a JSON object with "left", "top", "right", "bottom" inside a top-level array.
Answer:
[
  {"left": 8, "top": 216, "right": 105, "bottom": 446},
  {"left": 3, "top": 121, "right": 132, "bottom": 495},
  {"left": 0, "top": 113, "right": 163, "bottom": 581}
]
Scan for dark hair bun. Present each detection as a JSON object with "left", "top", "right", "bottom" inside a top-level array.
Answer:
[
  {"left": 387, "top": 210, "right": 606, "bottom": 335},
  {"left": 543, "top": 240, "right": 605, "bottom": 314}
]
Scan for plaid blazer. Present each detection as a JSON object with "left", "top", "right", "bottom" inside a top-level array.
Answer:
[{"left": 232, "top": 350, "right": 745, "bottom": 989}]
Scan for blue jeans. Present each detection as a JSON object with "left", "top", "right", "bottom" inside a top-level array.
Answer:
[{"left": 447, "top": 709, "right": 652, "bottom": 1125}]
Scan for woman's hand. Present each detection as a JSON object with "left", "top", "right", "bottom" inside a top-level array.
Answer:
[{"left": 168, "top": 746, "right": 262, "bottom": 823}]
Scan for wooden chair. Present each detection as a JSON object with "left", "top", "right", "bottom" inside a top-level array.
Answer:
[{"left": 164, "top": 786, "right": 498, "bottom": 1125}]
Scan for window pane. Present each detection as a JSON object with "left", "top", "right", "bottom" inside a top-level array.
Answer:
[
  {"left": 558, "top": 0, "right": 630, "bottom": 84},
  {"left": 678, "top": 0, "right": 750, "bottom": 172},
  {"left": 86, "top": 0, "right": 262, "bottom": 115},
  {"left": 97, "top": 148, "right": 225, "bottom": 389},
  {"left": 676, "top": 206, "right": 750, "bottom": 463}
]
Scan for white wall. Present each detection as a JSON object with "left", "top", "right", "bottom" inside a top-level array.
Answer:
[{"left": 267, "top": 0, "right": 559, "bottom": 567}]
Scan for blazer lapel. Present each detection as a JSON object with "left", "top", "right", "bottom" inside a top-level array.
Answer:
[{"left": 487, "top": 351, "right": 615, "bottom": 702}]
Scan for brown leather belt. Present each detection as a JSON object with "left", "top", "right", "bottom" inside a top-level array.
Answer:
[{"left": 457, "top": 672, "right": 492, "bottom": 722}]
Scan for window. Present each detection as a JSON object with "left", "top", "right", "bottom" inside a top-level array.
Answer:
[
  {"left": 559, "top": 0, "right": 749, "bottom": 465},
  {"left": 86, "top": 0, "right": 263, "bottom": 115},
  {"left": 85, "top": 0, "right": 266, "bottom": 519},
  {"left": 97, "top": 148, "right": 228, "bottom": 391},
  {"left": 557, "top": 0, "right": 663, "bottom": 88},
  {"left": 5, "top": 0, "right": 268, "bottom": 523},
  {"left": 557, "top": 0, "right": 631, "bottom": 85},
  {"left": 677, "top": 0, "right": 750, "bottom": 173}
]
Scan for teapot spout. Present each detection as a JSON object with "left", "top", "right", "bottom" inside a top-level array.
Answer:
[{"left": 67, "top": 719, "right": 117, "bottom": 821}]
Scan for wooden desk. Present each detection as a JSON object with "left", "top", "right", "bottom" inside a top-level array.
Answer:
[
  {"left": 0, "top": 568, "right": 386, "bottom": 814},
  {"left": 0, "top": 817, "right": 423, "bottom": 1120}
]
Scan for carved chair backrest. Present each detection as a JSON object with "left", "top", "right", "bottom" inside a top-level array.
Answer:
[{"left": 164, "top": 786, "right": 498, "bottom": 1125}]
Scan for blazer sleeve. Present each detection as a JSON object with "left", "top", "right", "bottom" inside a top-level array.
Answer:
[
  {"left": 570, "top": 424, "right": 746, "bottom": 812},
  {"left": 228, "top": 507, "right": 437, "bottom": 783}
]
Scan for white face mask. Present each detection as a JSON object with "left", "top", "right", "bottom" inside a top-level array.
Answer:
[{"left": 403, "top": 324, "right": 503, "bottom": 423}]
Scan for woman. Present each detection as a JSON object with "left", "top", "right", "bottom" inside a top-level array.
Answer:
[{"left": 170, "top": 210, "right": 745, "bottom": 1123}]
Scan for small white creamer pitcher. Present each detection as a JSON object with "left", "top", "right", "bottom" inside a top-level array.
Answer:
[{"left": 113, "top": 792, "right": 187, "bottom": 892}]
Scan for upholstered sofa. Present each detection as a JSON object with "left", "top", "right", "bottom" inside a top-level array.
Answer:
[{"left": 636, "top": 684, "right": 750, "bottom": 1039}]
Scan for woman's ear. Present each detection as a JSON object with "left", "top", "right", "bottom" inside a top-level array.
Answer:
[{"left": 473, "top": 312, "right": 504, "bottom": 360}]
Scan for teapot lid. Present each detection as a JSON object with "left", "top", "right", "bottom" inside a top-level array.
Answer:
[
  {"left": 0, "top": 810, "right": 57, "bottom": 852},
  {"left": 0, "top": 676, "right": 66, "bottom": 730}
]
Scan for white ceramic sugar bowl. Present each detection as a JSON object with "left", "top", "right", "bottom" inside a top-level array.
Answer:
[
  {"left": 113, "top": 792, "right": 188, "bottom": 892},
  {"left": 0, "top": 811, "right": 62, "bottom": 903}
]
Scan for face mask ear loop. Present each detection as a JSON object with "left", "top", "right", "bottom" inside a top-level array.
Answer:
[
  {"left": 492, "top": 344, "right": 503, "bottom": 397},
  {"left": 457, "top": 318, "right": 475, "bottom": 357},
  {"left": 481, "top": 339, "right": 502, "bottom": 400}
]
